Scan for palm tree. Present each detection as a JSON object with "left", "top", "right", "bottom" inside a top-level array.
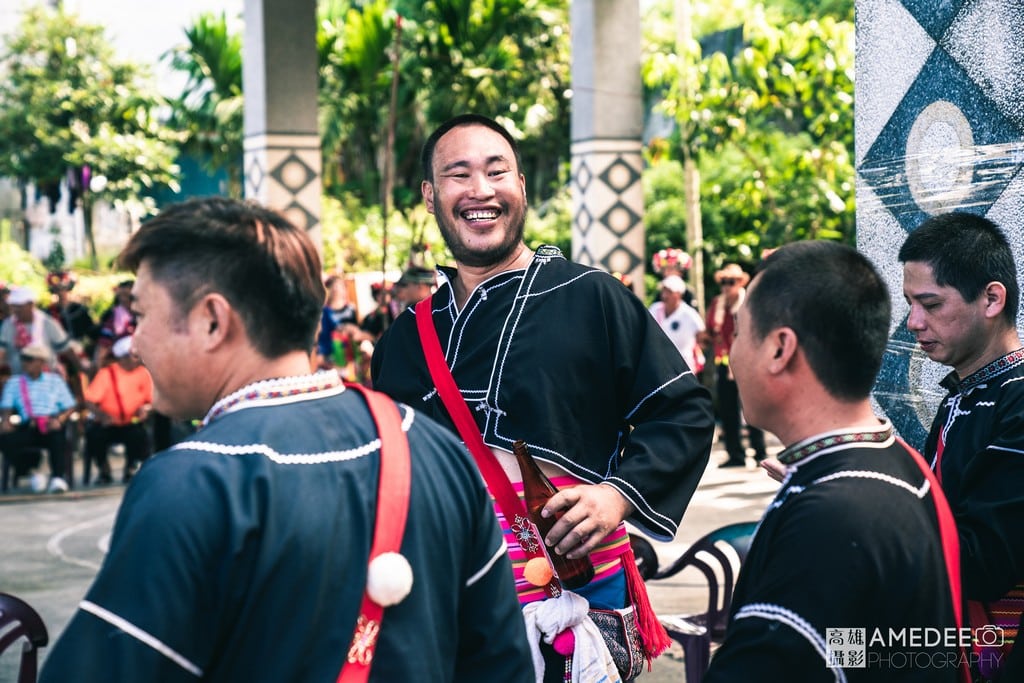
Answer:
[{"left": 163, "top": 11, "right": 244, "bottom": 198}]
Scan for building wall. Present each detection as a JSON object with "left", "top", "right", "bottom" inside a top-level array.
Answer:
[{"left": 856, "top": 0, "right": 1024, "bottom": 449}]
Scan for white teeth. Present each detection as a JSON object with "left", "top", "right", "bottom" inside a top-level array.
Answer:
[{"left": 463, "top": 209, "right": 499, "bottom": 221}]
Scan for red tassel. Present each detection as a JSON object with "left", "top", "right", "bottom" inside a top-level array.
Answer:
[{"left": 621, "top": 544, "right": 671, "bottom": 669}]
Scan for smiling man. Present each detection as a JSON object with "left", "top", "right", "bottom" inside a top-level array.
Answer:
[
  {"left": 371, "top": 114, "right": 714, "bottom": 681},
  {"left": 899, "top": 211, "right": 1024, "bottom": 681}
]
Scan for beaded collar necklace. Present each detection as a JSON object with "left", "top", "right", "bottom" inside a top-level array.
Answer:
[
  {"left": 202, "top": 370, "right": 344, "bottom": 427},
  {"left": 777, "top": 420, "right": 894, "bottom": 466},
  {"left": 939, "top": 346, "right": 1024, "bottom": 394}
]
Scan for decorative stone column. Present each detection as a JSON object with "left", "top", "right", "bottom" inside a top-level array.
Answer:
[
  {"left": 856, "top": 0, "right": 1024, "bottom": 449},
  {"left": 242, "top": 0, "right": 322, "bottom": 247},
  {"left": 570, "top": 0, "right": 646, "bottom": 297}
]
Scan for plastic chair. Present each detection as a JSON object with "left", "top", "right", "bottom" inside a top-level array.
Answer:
[
  {"left": 646, "top": 521, "right": 759, "bottom": 682},
  {"left": 0, "top": 592, "right": 49, "bottom": 683},
  {"left": 628, "top": 532, "right": 660, "bottom": 580}
]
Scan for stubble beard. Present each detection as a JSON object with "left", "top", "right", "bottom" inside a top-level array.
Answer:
[{"left": 435, "top": 203, "right": 526, "bottom": 269}]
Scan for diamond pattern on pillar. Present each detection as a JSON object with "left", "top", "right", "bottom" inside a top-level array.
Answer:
[
  {"left": 599, "top": 158, "right": 641, "bottom": 194},
  {"left": 858, "top": 47, "right": 1023, "bottom": 236},
  {"left": 281, "top": 200, "right": 318, "bottom": 233},
  {"left": 941, "top": 0, "right": 1024, "bottom": 131},
  {"left": 899, "top": 0, "right": 968, "bottom": 41},
  {"left": 245, "top": 157, "right": 266, "bottom": 198},
  {"left": 599, "top": 245, "right": 642, "bottom": 276},
  {"left": 571, "top": 140, "right": 645, "bottom": 295},
  {"left": 575, "top": 244, "right": 595, "bottom": 267},
  {"left": 574, "top": 159, "right": 593, "bottom": 194},
  {"left": 575, "top": 205, "right": 594, "bottom": 236},
  {"left": 270, "top": 153, "right": 317, "bottom": 194},
  {"left": 599, "top": 200, "right": 641, "bottom": 238}
]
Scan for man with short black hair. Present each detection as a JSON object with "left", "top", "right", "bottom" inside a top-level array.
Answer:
[
  {"left": 705, "top": 241, "right": 960, "bottom": 682},
  {"left": 41, "top": 197, "right": 531, "bottom": 683},
  {"left": 372, "top": 113, "right": 714, "bottom": 681},
  {"left": 900, "top": 211, "right": 1024, "bottom": 680}
]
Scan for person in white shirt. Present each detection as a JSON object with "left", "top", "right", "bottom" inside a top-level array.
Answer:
[{"left": 649, "top": 275, "right": 705, "bottom": 374}]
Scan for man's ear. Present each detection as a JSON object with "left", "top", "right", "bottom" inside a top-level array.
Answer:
[
  {"left": 194, "top": 293, "right": 232, "bottom": 351},
  {"left": 766, "top": 327, "right": 799, "bottom": 374},
  {"left": 983, "top": 281, "right": 1008, "bottom": 320},
  {"left": 421, "top": 180, "right": 435, "bottom": 214}
]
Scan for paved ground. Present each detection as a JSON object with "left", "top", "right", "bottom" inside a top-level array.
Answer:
[{"left": 0, "top": 437, "right": 781, "bottom": 682}]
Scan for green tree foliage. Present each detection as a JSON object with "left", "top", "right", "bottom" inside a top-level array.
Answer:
[
  {"left": 159, "top": 0, "right": 854, "bottom": 282},
  {"left": 642, "top": 1, "right": 854, "bottom": 269},
  {"left": 0, "top": 220, "right": 46, "bottom": 294},
  {"left": 410, "top": 0, "right": 571, "bottom": 200},
  {"left": 0, "top": 6, "right": 182, "bottom": 269},
  {"left": 163, "top": 11, "right": 245, "bottom": 198},
  {"left": 316, "top": 0, "right": 571, "bottom": 209},
  {"left": 312, "top": 0, "right": 572, "bottom": 272}
]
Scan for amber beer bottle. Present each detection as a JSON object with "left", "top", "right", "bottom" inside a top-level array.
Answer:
[{"left": 513, "top": 439, "right": 595, "bottom": 589}]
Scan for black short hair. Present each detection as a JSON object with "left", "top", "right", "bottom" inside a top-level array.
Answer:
[
  {"left": 420, "top": 114, "right": 523, "bottom": 182},
  {"left": 748, "top": 241, "right": 891, "bottom": 401},
  {"left": 898, "top": 211, "right": 1019, "bottom": 326},
  {"left": 119, "top": 197, "right": 325, "bottom": 358}
]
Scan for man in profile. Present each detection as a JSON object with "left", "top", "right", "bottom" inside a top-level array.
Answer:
[
  {"left": 41, "top": 197, "right": 531, "bottom": 683},
  {"left": 391, "top": 265, "right": 436, "bottom": 311},
  {"left": 900, "top": 211, "right": 1024, "bottom": 680},
  {"left": 706, "top": 241, "right": 961, "bottom": 681}
]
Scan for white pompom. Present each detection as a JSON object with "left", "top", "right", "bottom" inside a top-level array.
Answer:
[{"left": 366, "top": 552, "right": 414, "bottom": 607}]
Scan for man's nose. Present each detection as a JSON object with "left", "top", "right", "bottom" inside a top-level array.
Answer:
[
  {"left": 467, "top": 172, "right": 495, "bottom": 198},
  {"left": 906, "top": 304, "right": 925, "bottom": 331}
]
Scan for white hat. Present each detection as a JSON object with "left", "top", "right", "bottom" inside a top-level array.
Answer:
[
  {"left": 7, "top": 286, "right": 37, "bottom": 306},
  {"left": 19, "top": 343, "right": 50, "bottom": 361},
  {"left": 112, "top": 336, "right": 134, "bottom": 359},
  {"left": 659, "top": 275, "right": 687, "bottom": 294}
]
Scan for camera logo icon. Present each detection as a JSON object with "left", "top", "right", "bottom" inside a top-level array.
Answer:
[{"left": 974, "top": 625, "right": 1004, "bottom": 647}]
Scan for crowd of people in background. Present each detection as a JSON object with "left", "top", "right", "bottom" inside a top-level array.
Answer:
[
  {"left": 0, "top": 261, "right": 439, "bottom": 492},
  {"left": 2, "top": 115, "right": 1019, "bottom": 682},
  {"left": 0, "top": 275, "right": 154, "bottom": 492}
]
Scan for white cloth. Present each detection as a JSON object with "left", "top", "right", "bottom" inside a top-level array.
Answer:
[
  {"left": 649, "top": 301, "right": 705, "bottom": 373},
  {"left": 521, "top": 591, "right": 622, "bottom": 683}
]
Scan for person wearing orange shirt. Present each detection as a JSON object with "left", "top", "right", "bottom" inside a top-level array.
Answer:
[{"left": 82, "top": 335, "right": 153, "bottom": 483}]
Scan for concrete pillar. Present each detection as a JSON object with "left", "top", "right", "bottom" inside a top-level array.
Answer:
[
  {"left": 856, "top": 0, "right": 1024, "bottom": 449},
  {"left": 570, "top": 0, "right": 646, "bottom": 297},
  {"left": 242, "top": 0, "right": 322, "bottom": 247}
]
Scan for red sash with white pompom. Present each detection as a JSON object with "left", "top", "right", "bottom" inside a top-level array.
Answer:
[
  {"left": 336, "top": 384, "right": 412, "bottom": 683},
  {"left": 415, "top": 298, "right": 672, "bottom": 664}
]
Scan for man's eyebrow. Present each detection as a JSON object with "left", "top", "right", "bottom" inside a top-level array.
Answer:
[
  {"left": 440, "top": 160, "right": 470, "bottom": 173},
  {"left": 440, "top": 155, "right": 510, "bottom": 173},
  {"left": 906, "top": 291, "right": 941, "bottom": 301}
]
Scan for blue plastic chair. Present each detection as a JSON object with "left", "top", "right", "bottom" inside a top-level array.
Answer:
[{"left": 635, "top": 521, "right": 759, "bottom": 682}]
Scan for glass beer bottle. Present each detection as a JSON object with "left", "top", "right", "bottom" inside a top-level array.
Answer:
[{"left": 513, "top": 440, "right": 595, "bottom": 590}]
